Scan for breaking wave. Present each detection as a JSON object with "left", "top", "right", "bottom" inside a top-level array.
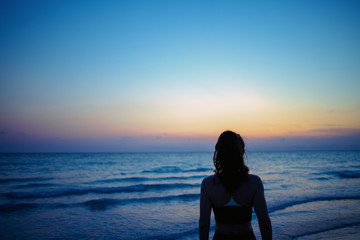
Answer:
[{"left": 3, "top": 183, "right": 200, "bottom": 199}]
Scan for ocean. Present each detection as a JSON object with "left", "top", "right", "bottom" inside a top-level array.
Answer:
[{"left": 0, "top": 151, "right": 359, "bottom": 239}]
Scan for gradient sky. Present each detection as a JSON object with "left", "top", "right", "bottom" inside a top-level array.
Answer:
[{"left": 1, "top": 0, "right": 360, "bottom": 152}]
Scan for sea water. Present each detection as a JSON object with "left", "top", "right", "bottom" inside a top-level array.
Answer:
[{"left": 0, "top": 151, "right": 359, "bottom": 239}]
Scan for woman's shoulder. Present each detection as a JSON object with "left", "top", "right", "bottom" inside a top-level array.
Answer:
[
  {"left": 201, "top": 174, "right": 221, "bottom": 188},
  {"left": 201, "top": 175, "right": 214, "bottom": 184},
  {"left": 247, "top": 174, "right": 263, "bottom": 185}
]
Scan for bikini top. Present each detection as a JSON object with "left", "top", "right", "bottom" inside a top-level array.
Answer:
[{"left": 213, "top": 194, "right": 252, "bottom": 225}]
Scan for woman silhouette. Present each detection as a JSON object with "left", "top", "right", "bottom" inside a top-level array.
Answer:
[{"left": 199, "top": 131, "right": 272, "bottom": 240}]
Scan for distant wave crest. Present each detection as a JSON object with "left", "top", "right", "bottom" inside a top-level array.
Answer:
[
  {"left": 0, "top": 193, "right": 200, "bottom": 213},
  {"left": 337, "top": 171, "right": 360, "bottom": 179},
  {"left": 81, "top": 193, "right": 199, "bottom": 211},
  {"left": 142, "top": 166, "right": 212, "bottom": 174},
  {"left": 3, "top": 183, "right": 200, "bottom": 199},
  {"left": 0, "top": 177, "right": 53, "bottom": 184},
  {"left": 93, "top": 175, "right": 208, "bottom": 184}
]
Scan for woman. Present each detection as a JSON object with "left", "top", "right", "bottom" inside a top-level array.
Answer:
[{"left": 199, "top": 131, "right": 272, "bottom": 240}]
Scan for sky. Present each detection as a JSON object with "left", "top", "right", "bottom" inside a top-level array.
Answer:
[{"left": 1, "top": 0, "right": 360, "bottom": 152}]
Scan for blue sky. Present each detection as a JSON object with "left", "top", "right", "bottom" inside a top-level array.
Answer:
[{"left": 1, "top": 0, "right": 360, "bottom": 152}]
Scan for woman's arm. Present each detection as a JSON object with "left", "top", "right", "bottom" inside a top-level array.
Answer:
[
  {"left": 199, "top": 177, "right": 212, "bottom": 240},
  {"left": 253, "top": 176, "right": 272, "bottom": 240}
]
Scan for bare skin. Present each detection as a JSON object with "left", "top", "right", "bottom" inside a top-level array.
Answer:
[{"left": 199, "top": 174, "right": 272, "bottom": 240}]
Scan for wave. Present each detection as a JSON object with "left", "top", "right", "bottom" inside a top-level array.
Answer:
[
  {"left": 80, "top": 193, "right": 199, "bottom": 211},
  {"left": 94, "top": 177, "right": 150, "bottom": 183},
  {"left": 0, "top": 203, "right": 40, "bottom": 213},
  {"left": 309, "top": 177, "right": 332, "bottom": 181},
  {"left": 86, "top": 161, "right": 118, "bottom": 165},
  {"left": 269, "top": 195, "right": 360, "bottom": 213},
  {"left": 183, "top": 167, "right": 213, "bottom": 173},
  {"left": 142, "top": 166, "right": 212, "bottom": 174},
  {"left": 0, "top": 177, "right": 53, "bottom": 184},
  {"left": 142, "top": 166, "right": 182, "bottom": 173},
  {"left": 337, "top": 171, "right": 360, "bottom": 179},
  {"left": 92, "top": 175, "right": 208, "bottom": 184},
  {"left": 323, "top": 170, "right": 360, "bottom": 179},
  {"left": 3, "top": 183, "right": 200, "bottom": 199},
  {"left": 14, "top": 183, "right": 59, "bottom": 189},
  {"left": 142, "top": 227, "right": 200, "bottom": 240},
  {"left": 0, "top": 193, "right": 200, "bottom": 213}
]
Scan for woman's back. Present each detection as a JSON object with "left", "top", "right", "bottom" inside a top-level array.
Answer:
[
  {"left": 205, "top": 174, "right": 259, "bottom": 207},
  {"left": 200, "top": 174, "right": 271, "bottom": 238},
  {"left": 199, "top": 131, "right": 272, "bottom": 239}
]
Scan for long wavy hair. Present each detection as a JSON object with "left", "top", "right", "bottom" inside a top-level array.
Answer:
[{"left": 213, "top": 131, "right": 249, "bottom": 192}]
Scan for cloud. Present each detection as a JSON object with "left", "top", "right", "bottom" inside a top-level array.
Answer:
[
  {"left": 246, "top": 132, "right": 360, "bottom": 151},
  {"left": 287, "top": 128, "right": 360, "bottom": 137}
]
